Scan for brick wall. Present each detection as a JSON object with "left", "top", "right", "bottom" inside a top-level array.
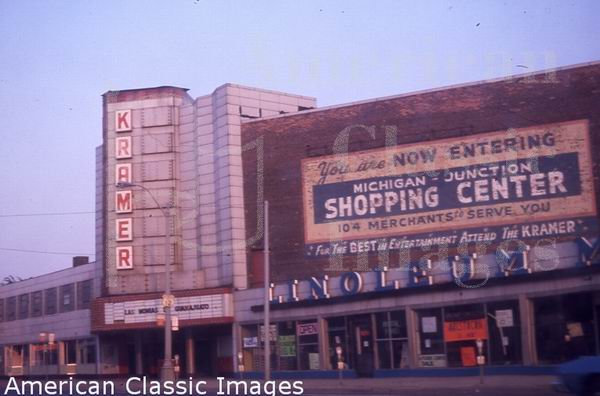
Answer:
[{"left": 241, "top": 63, "right": 600, "bottom": 282}]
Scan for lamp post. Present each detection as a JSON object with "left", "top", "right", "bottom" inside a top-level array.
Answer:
[
  {"left": 116, "top": 181, "right": 174, "bottom": 382},
  {"left": 263, "top": 200, "right": 271, "bottom": 381}
]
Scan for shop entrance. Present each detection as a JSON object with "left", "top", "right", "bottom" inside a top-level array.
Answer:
[
  {"left": 348, "top": 315, "right": 374, "bottom": 377},
  {"left": 99, "top": 324, "right": 233, "bottom": 377},
  {"left": 195, "top": 338, "right": 215, "bottom": 376}
]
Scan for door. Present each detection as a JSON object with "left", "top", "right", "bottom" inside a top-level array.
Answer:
[
  {"left": 195, "top": 339, "right": 214, "bottom": 376},
  {"left": 349, "top": 315, "right": 374, "bottom": 377}
]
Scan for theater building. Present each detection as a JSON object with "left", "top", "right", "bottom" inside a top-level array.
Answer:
[
  {"left": 91, "top": 84, "right": 316, "bottom": 376},
  {"left": 234, "top": 62, "right": 600, "bottom": 377}
]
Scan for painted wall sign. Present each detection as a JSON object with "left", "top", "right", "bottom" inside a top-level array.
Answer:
[
  {"left": 103, "top": 294, "right": 231, "bottom": 325},
  {"left": 443, "top": 319, "right": 488, "bottom": 342},
  {"left": 302, "top": 120, "right": 597, "bottom": 257}
]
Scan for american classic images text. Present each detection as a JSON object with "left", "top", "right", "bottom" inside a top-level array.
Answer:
[{"left": 1, "top": 377, "right": 304, "bottom": 396}]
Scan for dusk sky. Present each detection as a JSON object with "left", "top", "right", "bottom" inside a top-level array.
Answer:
[{"left": 1, "top": 0, "right": 599, "bottom": 280}]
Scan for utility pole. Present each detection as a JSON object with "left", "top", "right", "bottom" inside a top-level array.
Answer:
[{"left": 263, "top": 200, "right": 271, "bottom": 381}]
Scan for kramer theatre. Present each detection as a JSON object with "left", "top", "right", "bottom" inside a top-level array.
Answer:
[{"left": 1, "top": 61, "right": 599, "bottom": 378}]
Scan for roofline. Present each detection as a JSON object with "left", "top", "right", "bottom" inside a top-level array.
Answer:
[
  {"left": 208, "top": 82, "right": 316, "bottom": 101},
  {"left": 243, "top": 59, "right": 600, "bottom": 123},
  {"left": 0, "top": 261, "right": 98, "bottom": 290},
  {"left": 102, "top": 85, "right": 189, "bottom": 96}
]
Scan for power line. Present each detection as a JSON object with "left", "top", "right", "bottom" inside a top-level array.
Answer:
[
  {"left": 0, "top": 247, "right": 95, "bottom": 256},
  {"left": 0, "top": 211, "right": 94, "bottom": 218}
]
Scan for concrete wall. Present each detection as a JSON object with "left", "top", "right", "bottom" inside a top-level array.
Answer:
[
  {"left": 0, "top": 261, "right": 100, "bottom": 344},
  {"left": 102, "top": 84, "right": 315, "bottom": 294}
]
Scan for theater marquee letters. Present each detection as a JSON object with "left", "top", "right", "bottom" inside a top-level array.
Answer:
[
  {"left": 302, "top": 120, "right": 597, "bottom": 257},
  {"left": 103, "top": 294, "right": 232, "bottom": 326}
]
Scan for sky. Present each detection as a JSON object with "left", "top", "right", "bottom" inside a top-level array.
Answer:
[{"left": 0, "top": 0, "right": 599, "bottom": 280}]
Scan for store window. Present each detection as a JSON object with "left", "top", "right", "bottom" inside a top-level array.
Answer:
[
  {"left": 45, "top": 288, "right": 57, "bottom": 315},
  {"left": 277, "top": 321, "right": 297, "bottom": 370},
  {"left": 534, "top": 292, "right": 596, "bottom": 364},
  {"left": 416, "top": 301, "right": 521, "bottom": 368},
  {"left": 241, "top": 320, "right": 321, "bottom": 372},
  {"left": 7, "top": 345, "right": 26, "bottom": 368},
  {"left": 77, "top": 339, "right": 96, "bottom": 365},
  {"left": 444, "top": 304, "right": 487, "bottom": 368},
  {"left": 31, "top": 291, "right": 43, "bottom": 317},
  {"left": 259, "top": 323, "right": 277, "bottom": 371},
  {"left": 486, "top": 300, "right": 522, "bottom": 365},
  {"left": 60, "top": 284, "right": 75, "bottom": 313},
  {"left": 297, "top": 320, "right": 320, "bottom": 370},
  {"left": 417, "top": 308, "right": 445, "bottom": 367},
  {"left": 241, "top": 324, "right": 261, "bottom": 371},
  {"left": 375, "top": 311, "right": 409, "bottom": 369},
  {"left": 64, "top": 340, "right": 77, "bottom": 365},
  {"left": 6, "top": 296, "right": 17, "bottom": 321},
  {"left": 18, "top": 294, "right": 29, "bottom": 320},
  {"left": 32, "top": 344, "right": 44, "bottom": 367},
  {"left": 327, "top": 316, "right": 349, "bottom": 370},
  {"left": 77, "top": 280, "right": 93, "bottom": 309}
]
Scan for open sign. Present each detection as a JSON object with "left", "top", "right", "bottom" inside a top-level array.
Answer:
[{"left": 297, "top": 322, "right": 319, "bottom": 336}]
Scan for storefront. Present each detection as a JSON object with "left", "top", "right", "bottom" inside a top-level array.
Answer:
[
  {"left": 236, "top": 62, "right": 600, "bottom": 377},
  {"left": 235, "top": 260, "right": 600, "bottom": 377}
]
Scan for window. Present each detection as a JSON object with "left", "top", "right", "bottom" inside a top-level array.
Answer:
[
  {"left": 7, "top": 345, "right": 25, "bottom": 368},
  {"left": 6, "top": 296, "right": 17, "bottom": 321},
  {"left": 277, "top": 321, "right": 297, "bottom": 370},
  {"left": 240, "top": 324, "right": 261, "bottom": 371},
  {"left": 416, "top": 307, "right": 445, "bottom": 367},
  {"left": 444, "top": 304, "right": 486, "bottom": 368},
  {"left": 327, "top": 316, "right": 349, "bottom": 370},
  {"left": 0, "top": 298, "right": 4, "bottom": 322},
  {"left": 297, "top": 320, "right": 320, "bottom": 370},
  {"left": 18, "top": 294, "right": 29, "bottom": 319},
  {"left": 60, "top": 284, "right": 74, "bottom": 313},
  {"left": 487, "top": 300, "right": 522, "bottom": 365},
  {"left": 64, "top": 340, "right": 77, "bottom": 365},
  {"left": 45, "top": 288, "right": 57, "bottom": 315},
  {"left": 77, "top": 280, "right": 93, "bottom": 309},
  {"left": 31, "top": 291, "right": 43, "bottom": 317},
  {"left": 77, "top": 339, "right": 96, "bottom": 365},
  {"left": 416, "top": 301, "right": 522, "bottom": 368},
  {"left": 32, "top": 344, "right": 44, "bottom": 367},
  {"left": 375, "top": 311, "right": 409, "bottom": 369},
  {"left": 534, "top": 292, "right": 595, "bottom": 364}
]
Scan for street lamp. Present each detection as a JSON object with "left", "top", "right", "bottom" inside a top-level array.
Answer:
[{"left": 115, "top": 181, "right": 175, "bottom": 382}]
